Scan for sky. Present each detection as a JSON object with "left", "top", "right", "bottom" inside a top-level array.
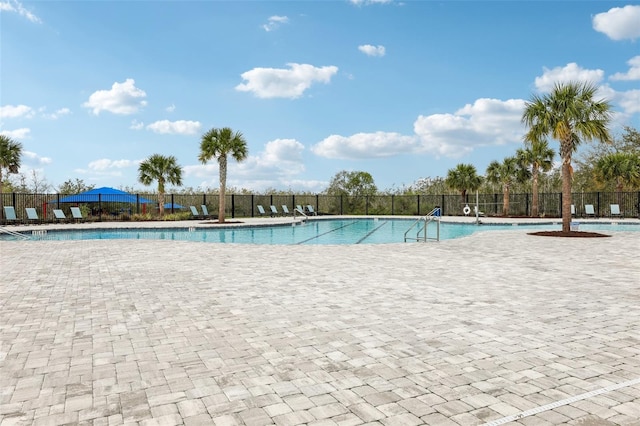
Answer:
[{"left": 1, "top": 0, "right": 639, "bottom": 194}]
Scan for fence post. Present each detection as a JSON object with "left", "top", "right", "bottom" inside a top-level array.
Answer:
[{"left": 231, "top": 194, "right": 235, "bottom": 218}]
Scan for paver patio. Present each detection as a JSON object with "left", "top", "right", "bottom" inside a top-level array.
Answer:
[{"left": 1, "top": 221, "right": 639, "bottom": 425}]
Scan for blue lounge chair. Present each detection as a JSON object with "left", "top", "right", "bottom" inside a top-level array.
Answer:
[
  {"left": 25, "top": 208, "right": 40, "bottom": 223},
  {"left": 270, "top": 205, "right": 279, "bottom": 216},
  {"left": 585, "top": 204, "right": 596, "bottom": 218},
  {"left": 571, "top": 204, "right": 576, "bottom": 217},
  {"left": 257, "top": 205, "right": 267, "bottom": 216},
  {"left": 201, "top": 205, "right": 211, "bottom": 219},
  {"left": 190, "top": 205, "right": 202, "bottom": 219},
  {"left": 282, "top": 205, "right": 291, "bottom": 215},
  {"left": 3, "top": 206, "right": 18, "bottom": 223},
  {"left": 306, "top": 205, "right": 317, "bottom": 215}
]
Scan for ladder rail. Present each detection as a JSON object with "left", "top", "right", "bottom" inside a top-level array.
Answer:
[
  {"left": 404, "top": 207, "right": 441, "bottom": 242},
  {"left": 0, "top": 227, "right": 30, "bottom": 240}
]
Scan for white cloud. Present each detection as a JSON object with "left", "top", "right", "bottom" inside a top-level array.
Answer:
[
  {"left": 82, "top": 79, "right": 147, "bottom": 115},
  {"left": 312, "top": 132, "right": 419, "bottom": 159},
  {"left": 0, "top": 128, "right": 30, "bottom": 139},
  {"left": 185, "top": 138, "right": 307, "bottom": 190},
  {"left": 235, "top": 63, "right": 339, "bottom": 99},
  {"left": 146, "top": 120, "right": 201, "bottom": 135},
  {"left": 610, "top": 55, "right": 640, "bottom": 81},
  {"left": 0, "top": 0, "right": 41, "bottom": 23},
  {"left": 534, "top": 63, "right": 605, "bottom": 92},
  {"left": 349, "top": 0, "right": 392, "bottom": 5},
  {"left": 130, "top": 119, "right": 144, "bottom": 130},
  {"left": 608, "top": 88, "right": 640, "bottom": 115},
  {"left": 165, "top": 104, "right": 176, "bottom": 112},
  {"left": 592, "top": 5, "right": 640, "bottom": 41},
  {"left": 87, "top": 158, "right": 136, "bottom": 171},
  {"left": 42, "top": 107, "right": 71, "bottom": 120},
  {"left": 263, "top": 15, "right": 289, "bottom": 32},
  {"left": 23, "top": 150, "right": 52, "bottom": 165},
  {"left": 0, "top": 104, "right": 33, "bottom": 118},
  {"left": 358, "top": 44, "right": 386, "bottom": 57},
  {"left": 413, "top": 98, "right": 526, "bottom": 157}
]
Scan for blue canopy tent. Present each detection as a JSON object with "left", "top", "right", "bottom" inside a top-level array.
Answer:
[
  {"left": 53, "top": 187, "right": 155, "bottom": 204},
  {"left": 163, "top": 202, "right": 184, "bottom": 209},
  {"left": 49, "top": 187, "right": 156, "bottom": 218}
]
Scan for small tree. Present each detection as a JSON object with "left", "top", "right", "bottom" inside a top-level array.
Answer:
[
  {"left": 522, "top": 81, "right": 612, "bottom": 232},
  {"left": 445, "top": 163, "right": 483, "bottom": 209},
  {"left": 594, "top": 152, "right": 640, "bottom": 200},
  {"left": 57, "top": 179, "right": 95, "bottom": 195},
  {"left": 199, "top": 127, "right": 248, "bottom": 223},
  {"left": 0, "top": 135, "right": 23, "bottom": 200},
  {"left": 138, "top": 154, "right": 183, "bottom": 216},
  {"left": 516, "top": 139, "right": 555, "bottom": 217},
  {"left": 486, "top": 156, "right": 530, "bottom": 216}
]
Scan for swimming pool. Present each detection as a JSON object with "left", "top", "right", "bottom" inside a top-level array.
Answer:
[{"left": 2, "top": 218, "right": 638, "bottom": 244}]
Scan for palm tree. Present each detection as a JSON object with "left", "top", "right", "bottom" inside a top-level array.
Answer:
[
  {"left": 516, "top": 139, "right": 555, "bottom": 217},
  {"left": 198, "top": 127, "right": 248, "bottom": 223},
  {"left": 0, "top": 135, "right": 23, "bottom": 200},
  {"left": 486, "top": 156, "right": 529, "bottom": 216},
  {"left": 522, "top": 81, "right": 612, "bottom": 232},
  {"left": 138, "top": 154, "right": 183, "bottom": 216},
  {"left": 445, "top": 163, "right": 483, "bottom": 210},
  {"left": 595, "top": 152, "right": 640, "bottom": 201}
]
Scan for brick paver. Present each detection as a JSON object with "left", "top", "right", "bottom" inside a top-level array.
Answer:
[{"left": 1, "top": 219, "right": 639, "bottom": 425}]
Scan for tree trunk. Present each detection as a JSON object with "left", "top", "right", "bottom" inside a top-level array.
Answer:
[
  {"left": 218, "top": 156, "right": 227, "bottom": 223},
  {"left": 502, "top": 185, "right": 510, "bottom": 216},
  {"left": 531, "top": 166, "right": 539, "bottom": 217},
  {"left": 158, "top": 180, "right": 165, "bottom": 216},
  {"left": 561, "top": 158, "right": 572, "bottom": 232}
]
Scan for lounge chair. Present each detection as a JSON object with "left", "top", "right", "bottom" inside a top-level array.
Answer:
[
  {"left": 296, "top": 205, "right": 305, "bottom": 214},
  {"left": 306, "top": 205, "right": 317, "bottom": 215},
  {"left": 270, "top": 205, "right": 279, "bottom": 216},
  {"left": 584, "top": 204, "right": 596, "bottom": 218},
  {"left": 70, "top": 207, "right": 84, "bottom": 222},
  {"left": 25, "top": 208, "right": 40, "bottom": 223},
  {"left": 257, "top": 205, "right": 267, "bottom": 216},
  {"left": 201, "top": 205, "right": 211, "bottom": 219},
  {"left": 571, "top": 204, "right": 576, "bottom": 217},
  {"left": 473, "top": 206, "right": 485, "bottom": 217},
  {"left": 282, "top": 205, "right": 291, "bottom": 215},
  {"left": 190, "top": 206, "right": 203, "bottom": 219},
  {"left": 53, "top": 209, "right": 68, "bottom": 222},
  {"left": 610, "top": 204, "right": 623, "bottom": 218},
  {"left": 3, "top": 206, "right": 18, "bottom": 224}
]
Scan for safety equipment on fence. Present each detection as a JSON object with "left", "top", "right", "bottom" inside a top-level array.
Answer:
[{"left": 463, "top": 204, "right": 471, "bottom": 215}]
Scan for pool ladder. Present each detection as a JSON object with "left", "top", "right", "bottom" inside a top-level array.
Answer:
[
  {"left": 404, "top": 208, "right": 441, "bottom": 242},
  {"left": 0, "top": 227, "right": 30, "bottom": 240}
]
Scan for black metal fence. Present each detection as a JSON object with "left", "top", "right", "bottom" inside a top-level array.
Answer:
[{"left": 2, "top": 191, "right": 639, "bottom": 223}]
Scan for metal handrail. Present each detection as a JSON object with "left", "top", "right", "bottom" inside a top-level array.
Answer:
[
  {"left": 0, "top": 227, "right": 29, "bottom": 239},
  {"left": 404, "top": 207, "right": 441, "bottom": 242}
]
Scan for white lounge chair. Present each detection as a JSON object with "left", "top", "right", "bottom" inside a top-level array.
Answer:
[
  {"left": 610, "top": 204, "right": 622, "bottom": 218},
  {"left": 70, "top": 207, "right": 84, "bottom": 222},
  {"left": 306, "top": 205, "right": 317, "bottom": 215},
  {"left": 25, "top": 208, "right": 40, "bottom": 223},
  {"left": 584, "top": 204, "right": 596, "bottom": 218},
  {"left": 190, "top": 205, "right": 202, "bottom": 219},
  {"left": 571, "top": 204, "right": 576, "bottom": 217},
  {"left": 281, "top": 205, "right": 291, "bottom": 215},
  {"left": 270, "top": 205, "right": 279, "bottom": 216},
  {"left": 53, "top": 209, "right": 67, "bottom": 222},
  {"left": 201, "top": 205, "right": 212, "bottom": 219},
  {"left": 3, "top": 206, "right": 18, "bottom": 223},
  {"left": 257, "top": 205, "right": 267, "bottom": 216}
]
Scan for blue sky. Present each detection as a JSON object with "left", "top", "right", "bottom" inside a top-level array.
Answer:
[{"left": 1, "top": 1, "right": 639, "bottom": 193}]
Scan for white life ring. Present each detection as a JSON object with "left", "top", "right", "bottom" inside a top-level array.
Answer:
[{"left": 463, "top": 205, "right": 471, "bottom": 215}]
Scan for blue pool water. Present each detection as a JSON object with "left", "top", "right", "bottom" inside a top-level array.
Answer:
[{"left": 2, "top": 219, "right": 638, "bottom": 244}]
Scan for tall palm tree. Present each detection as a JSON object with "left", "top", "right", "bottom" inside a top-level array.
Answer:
[
  {"left": 445, "top": 163, "right": 483, "bottom": 210},
  {"left": 199, "top": 127, "right": 248, "bottom": 223},
  {"left": 595, "top": 152, "right": 640, "bottom": 200},
  {"left": 486, "top": 156, "right": 529, "bottom": 216},
  {"left": 138, "top": 154, "right": 183, "bottom": 216},
  {"left": 522, "top": 81, "right": 612, "bottom": 232},
  {"left": 0, "top": 135, "right": 23, "bottom": 200},
  {"left": 516, "top": 139, "right": 555, "bottom": 217}
]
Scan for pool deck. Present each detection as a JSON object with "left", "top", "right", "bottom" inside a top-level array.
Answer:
[{"left": 1, "top": 217, "right": 639, "bottom": 425}]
